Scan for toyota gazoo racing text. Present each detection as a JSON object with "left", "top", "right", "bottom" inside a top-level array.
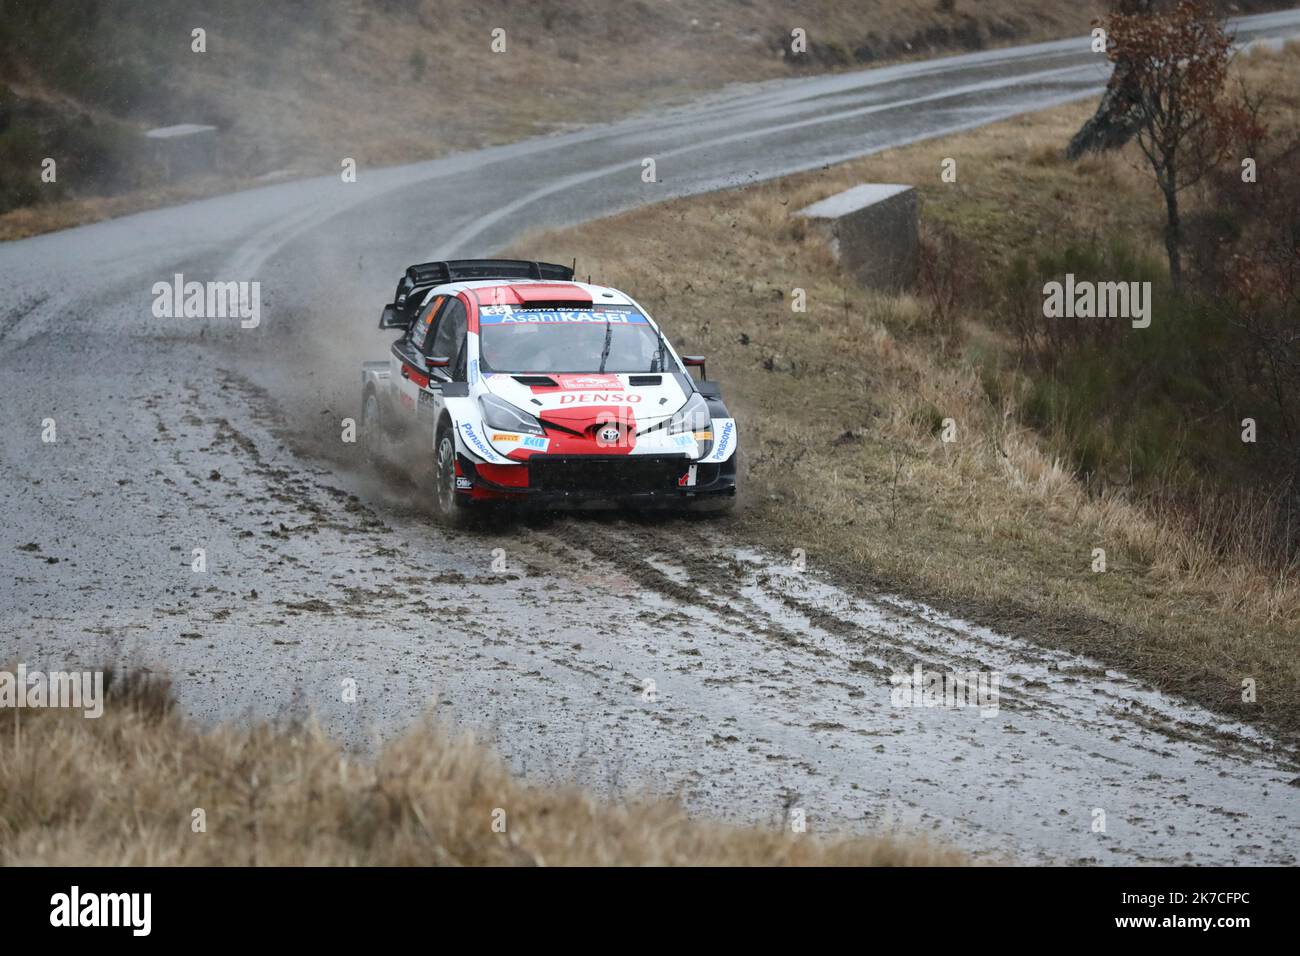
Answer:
[{"left": 360, "top": 259, "right": 738, "bottom": 517}]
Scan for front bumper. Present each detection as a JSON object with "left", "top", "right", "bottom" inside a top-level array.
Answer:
[{"left": 457, "top": 453, "right": 737, "bottom": 507}]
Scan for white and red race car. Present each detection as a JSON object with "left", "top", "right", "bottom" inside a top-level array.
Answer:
[{"left": 360, "top": 259, "right": 737, "bottom": 518}]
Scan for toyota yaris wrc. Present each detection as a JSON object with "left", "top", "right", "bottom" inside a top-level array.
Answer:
[{"left": 360, "top": 259, "right": 737, "bottom": 518}]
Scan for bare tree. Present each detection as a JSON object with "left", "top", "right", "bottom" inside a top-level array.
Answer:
[{"left": 1103, "top": 0, "right": 1244, "bottom": 289}]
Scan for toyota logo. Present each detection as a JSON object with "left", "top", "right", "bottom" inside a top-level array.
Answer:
[{"left": 598, "top": 425, "right": 621, "bottom": 444}]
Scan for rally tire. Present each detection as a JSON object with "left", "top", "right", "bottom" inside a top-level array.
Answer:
[
  {"left": 361, "top": 391, "right": 385, "bottom": 468},
  {"left": 434, "top": 428, "right": 473, "bottom": 524}
]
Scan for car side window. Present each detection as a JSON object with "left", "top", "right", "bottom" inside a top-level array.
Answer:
[
  {"left": 428, "top": 297, "right": 467, "bottom": 373},
  {"left": 407, "top": 296, "right": 444, "bottom": 354}
]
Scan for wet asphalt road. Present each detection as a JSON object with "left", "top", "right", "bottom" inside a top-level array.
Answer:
[{"left": 4, "top": 11, "right": 1300, "bottom": 864}]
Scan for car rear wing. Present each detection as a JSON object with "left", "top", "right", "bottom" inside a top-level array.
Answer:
[{"left": 382, "top": 258, "right": 575, "bottom": 329}]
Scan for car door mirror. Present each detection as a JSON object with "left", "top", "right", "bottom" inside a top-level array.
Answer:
[
  {"left": 681, "top": 355, "right": 707, "bottom": 379},
  {"left": 379, "top": 304, "right": 407, "bottom": 330},
  {"left": 428, "top": 356, "right": 450, "bottom": 368}
]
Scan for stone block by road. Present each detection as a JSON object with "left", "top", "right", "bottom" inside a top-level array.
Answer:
[{"left": 799, "top": 183, "right": 919, "bottom": 292}]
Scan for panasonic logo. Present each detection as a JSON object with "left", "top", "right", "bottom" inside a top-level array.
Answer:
[
  {"left": 459, "top": 422, "right": 493, "bottom": 457},
  {"left": 713, "top": 421, "right": 733, "bottom": 457}
]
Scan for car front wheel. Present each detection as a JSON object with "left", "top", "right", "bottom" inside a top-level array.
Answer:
[{"left": 434, "top": 430, "right": 471, "bottom": 523}]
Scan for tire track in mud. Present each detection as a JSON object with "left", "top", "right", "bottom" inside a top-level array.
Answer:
[
  {"left": 561, "top": 519, "right": 1294, "bottom": 767},
  {"left": 501, "top": 517, "right": 1300, "bottom": 863}
]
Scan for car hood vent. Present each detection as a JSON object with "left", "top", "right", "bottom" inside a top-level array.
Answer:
[
  {"left": 628, "top": 375, "right": 662, "bottom": 386},
  {"left": 512, "top": 375, "right": 559, "bottom": 387}
]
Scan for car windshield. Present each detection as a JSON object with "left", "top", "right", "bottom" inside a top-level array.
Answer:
[{"left": 478, "top": 305, "right": 666, "bottom": 373}]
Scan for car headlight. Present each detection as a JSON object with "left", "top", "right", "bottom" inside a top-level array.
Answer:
[
  {"left": 479, "top": 394, "right": 544, "bottom": 436},
  {"left": 646, "top": 393, "right": 713, "bottom": 457},
  {"left": 665, "top": 393, "right": 712, "bottom": 437}
]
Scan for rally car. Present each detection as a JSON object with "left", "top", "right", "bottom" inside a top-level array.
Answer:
[{"left": 360, "top": 259, "right": 737, "bottom": 518}]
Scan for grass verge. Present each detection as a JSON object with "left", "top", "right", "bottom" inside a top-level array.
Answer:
[{"left": 0, "top": 671, "right": 964, "bottom": 865}]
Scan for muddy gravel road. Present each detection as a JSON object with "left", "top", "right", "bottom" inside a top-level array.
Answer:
[{"left": 4, "top": 13, "right": 1300, "bottom": 865}]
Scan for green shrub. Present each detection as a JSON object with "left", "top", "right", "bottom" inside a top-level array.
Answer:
[{"left": 1006, "top": 238, "right": 1269, "bottom": 490}]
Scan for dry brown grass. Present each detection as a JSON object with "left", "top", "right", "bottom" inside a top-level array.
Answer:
[
  {"left": 0, "top": 175, "right": 246, "bottom": 242},
  {"left": 0, "top": 0, "right": 1107, "bottom": 239},
  {"left": 0, "top": 671, "right": 965, "bottom": 866},
  {"left": 506, "top": 43, "right": 1300, "bottom": 740}
]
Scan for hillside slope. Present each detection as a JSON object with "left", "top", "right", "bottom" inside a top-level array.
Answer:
[{"left": 0, "top": 0, "right": 1116, "bottom": 236}]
